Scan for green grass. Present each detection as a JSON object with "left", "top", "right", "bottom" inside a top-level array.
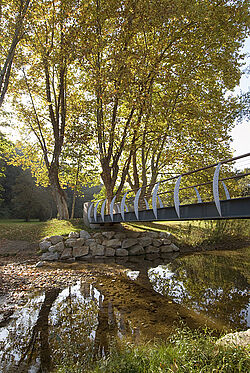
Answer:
[
  {"left": 1, "top": 218, "right": 250, "bottom": 247},
  {"left": 54, "top": 327, "right": 250, "bottom": 373},
  {"left": 130, "top": 219, "right": 250, "bottom": 249},
  {"left": 0, "top": 218, "right": 87, "bottom": 242}
]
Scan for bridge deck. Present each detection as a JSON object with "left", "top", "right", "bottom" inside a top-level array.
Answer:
[{"left": 91, "top": 197, "right": 250, "bottom": 224}]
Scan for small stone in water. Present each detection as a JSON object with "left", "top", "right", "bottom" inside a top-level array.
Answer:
[{"left": 35, "top": 261, "right": 44, "bottom": 268}]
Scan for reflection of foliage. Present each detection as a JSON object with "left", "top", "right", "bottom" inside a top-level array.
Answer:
[
  {"left": 148, "top": 251, "right": 250, "bottom": 330},
  {"left": 49, "top": 284, "right": 100, "bottom": 370}
]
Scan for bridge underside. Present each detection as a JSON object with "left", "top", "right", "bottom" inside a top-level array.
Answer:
[{"left": 90, "top": 197, "right": 250, "bottom": 224}]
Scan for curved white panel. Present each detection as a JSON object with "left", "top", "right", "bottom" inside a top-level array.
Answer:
[
  {"left": 110, "top": 195, "right": 117, "bottom": 222},
  {"left": 94, "top": 200, "right": 101, "bottom": 222},
  {"left": 157, "top": 195, "right": 164, "bottom": 208},
  {"left": 115, "top": 204, "right": 121, "bottom": 213},
  {"left": 194, "top": 187, "right": 202, "bottom": 203},
  {"left": 152, "top": 183, "right": 160, "bottom": 219},
  {"left": 174, "top": 176, "right": 182, "bottom": 218},
  {"left": 134, "top": 188, "right": 141, "bottom": 220},
  {"left": 121, "top": 192, "right": 128, "bottom": 220},
  {"left": 87, "top": 202, "right": 94, "bottom": 223},
  {"left": 222, "top": 181, "right": 230, "bottom": 200},
  {"left": 101, "top": 199, "right": 107, "bottom": 221},
  {"left": 144, "top": 197, "right": 150, "bottom": 210},
  {"left": 213, "top": 163, "right": 222, "bottom": 216}
]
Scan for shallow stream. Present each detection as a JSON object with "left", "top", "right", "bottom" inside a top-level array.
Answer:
[{"left": 0, "top": 248, "right": 249, "bottom": 372}]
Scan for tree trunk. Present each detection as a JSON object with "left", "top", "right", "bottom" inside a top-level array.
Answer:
[
  {"left": 49, "top": 168, "right": 69, "bottom": 220},
  {"left": 70, "top": 189, "right": 76, "bottom": 219}
]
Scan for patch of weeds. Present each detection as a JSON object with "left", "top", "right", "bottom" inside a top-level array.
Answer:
[{"left": 53, "top": 327, "right": 250, "bottom": 373}]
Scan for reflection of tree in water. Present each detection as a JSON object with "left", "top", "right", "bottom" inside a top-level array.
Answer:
[
  {"left": 49, "top": 282, "right": 134, "bottom": 367},
  {"left": 148, "top": 253, "right": 249, "bottom": 330},
  {"left": 0, "top": 288, "right": 60, "bottom": 373},
  {"left": 0, "top": 281, "right": 136, "bottom": 372}
]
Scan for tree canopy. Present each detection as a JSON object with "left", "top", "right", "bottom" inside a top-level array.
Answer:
[{"left": 1, "top": 0, "right": 249, "bottom": 217}]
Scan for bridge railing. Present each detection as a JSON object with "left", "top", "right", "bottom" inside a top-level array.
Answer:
[{"left": 88, "top": 152, "right": 250, "bottom": 223}]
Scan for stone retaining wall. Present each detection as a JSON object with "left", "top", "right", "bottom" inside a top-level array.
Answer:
[{"left": 39, "top": 229, "right": 180, "bottom": 262}]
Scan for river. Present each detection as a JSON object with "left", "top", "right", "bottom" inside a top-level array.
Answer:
[{"left": 0, "top": 248, "right": 249, "bottom": 372}]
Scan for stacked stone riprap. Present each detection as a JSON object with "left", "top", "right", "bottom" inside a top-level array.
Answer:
[{"left": 39, "top": 230, "right": 179, "bottom": 262}]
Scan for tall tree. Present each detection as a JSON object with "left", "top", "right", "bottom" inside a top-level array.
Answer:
[
  {"left": 10, "top": 0, "right": 86, "bottom": 218},
  {"left": 0, "top": 0, "right": 31, "bottom": 107},
  {"left": 76, "top": 0, "right": 249, "bottom": 204},
  {"left": 5, "top": 0, "right": 249, "bottom": 216}
]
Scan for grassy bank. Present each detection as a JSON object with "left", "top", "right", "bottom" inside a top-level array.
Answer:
[
  {"left": 54, "top": 327, "right": 249, "bottom": 373},
  {"left": 0, "top": 218, "right": 86, "bottom": 242},
  {"left": 0, "top": 218, "right": 250, "bottom": 248},
  {"left": 131, "top": 219, "right": 250, "bottom": 249}
]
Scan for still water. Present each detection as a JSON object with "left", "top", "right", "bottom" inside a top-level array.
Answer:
[{"left": 0, "top": 248, "right": 249, "bottom": 372}]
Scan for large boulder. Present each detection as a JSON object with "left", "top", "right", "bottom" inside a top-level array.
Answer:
[
  {"left": 68, "top": 231, "right": 80, "bottom": 239},
  {"left": 61, "top": 247, "right": 72, "bottom": 260},
  {"left": 128, "top": 244, "right": 144, "bottom": 256},
  {"left": 216, "top": 330, "right": 250, "bottom": 349},
  {"left": 65, "top": 238, "right": 77, "bottom": 248},
  {"left": 116, "top": 248, "right": 128, "bottom": 256},
  {"left": 73, "top": 246, "right": 89, "bottom": 258},
  {"left": 138, "top": 237, "right": 152, "bottom": 247},
  {"left": 93, "top": 232, "right": 103, "bottom": 239},
  {"left": 146, "top": 231, "right": 159, "bottom": 238},
  {"left": 103, "top": 238, "right": 121, "bottom": 248},
  {"left": 115, "top": 232, "right": 127, "bottom": 240},
  {"left": 102, "top": 231, "right": 115, "bottom": 240},
  {"left": 48, "top": 241, "right": 64, "bottom": 253},
  {"left": 145, "top": 245, "right": 160, "bottom": 254},
  {"left": 105, "top": 247, "right": 115, "bottom": 257},
  {"left": 80, "top": 230, "right": 91, "bottom": 239},
  {"left": 169, "top": 243, "right": 180, "bottom": 252},
  {"left": 41, "top": 252, "right": 59, "bottom": 261},
  {"left": 152, "top": 239, "right": 162, "bottom": 247},
  {"left": 49, "top": 235, "right": 64, "bottom": 245},
  {"left": 121, "top": 238, "right": 138, "bottom": 249},
  {"left": 39, "top": 240, "right": 52, "bottom": 252},
  {"left": 85, "top": 238, "right": 97, "bottom": 247},
  {"left": 73, "top": 238, "right": 86, "bottom": 248},
  {"left": 162, "top": 238, "right": 171, "bottom": 245},
  {"left": 91, "top": 245, "right": 105, "bottom": 256},
  {"left": 160, "top": 245, "right": 173, "bottom": 253},
  {"left": 125, "top": 231, "right": 141, "bottom": 238}
]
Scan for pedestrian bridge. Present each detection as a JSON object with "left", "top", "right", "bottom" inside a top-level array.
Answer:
[{"left": 87, "top": 153, "right": 250, "bottom": 225}]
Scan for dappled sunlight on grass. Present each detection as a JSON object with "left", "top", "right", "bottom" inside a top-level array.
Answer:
[
  {"left": 130, "top": 220, "right": 250, "bottom": 248},
  {"left": 0, "top": 219, "right": 87, "bottom": 242}
]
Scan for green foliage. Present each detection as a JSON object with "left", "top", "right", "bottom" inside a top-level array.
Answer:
[
  {"left": 11, "top": 170, "right": 53, "bottom": 221},
  {"left": 0, "top": 0, "right": 31, "bottom": 106},
  {"left": 54, "top": 327, "right": 250, "bottom": 373},
  {"left": 0, "top": 131, "right": 12, "bottom": 203},
  {"left": 4, "top": 0, "right": 249, "bottom": 208}
]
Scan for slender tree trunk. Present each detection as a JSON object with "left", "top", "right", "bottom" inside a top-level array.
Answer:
[
  {"left": 49, "top": 167, "right": 69, "bottom": 220},
  {"left": 70, "top": 190, "right": 76, "bottom": 219}
]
